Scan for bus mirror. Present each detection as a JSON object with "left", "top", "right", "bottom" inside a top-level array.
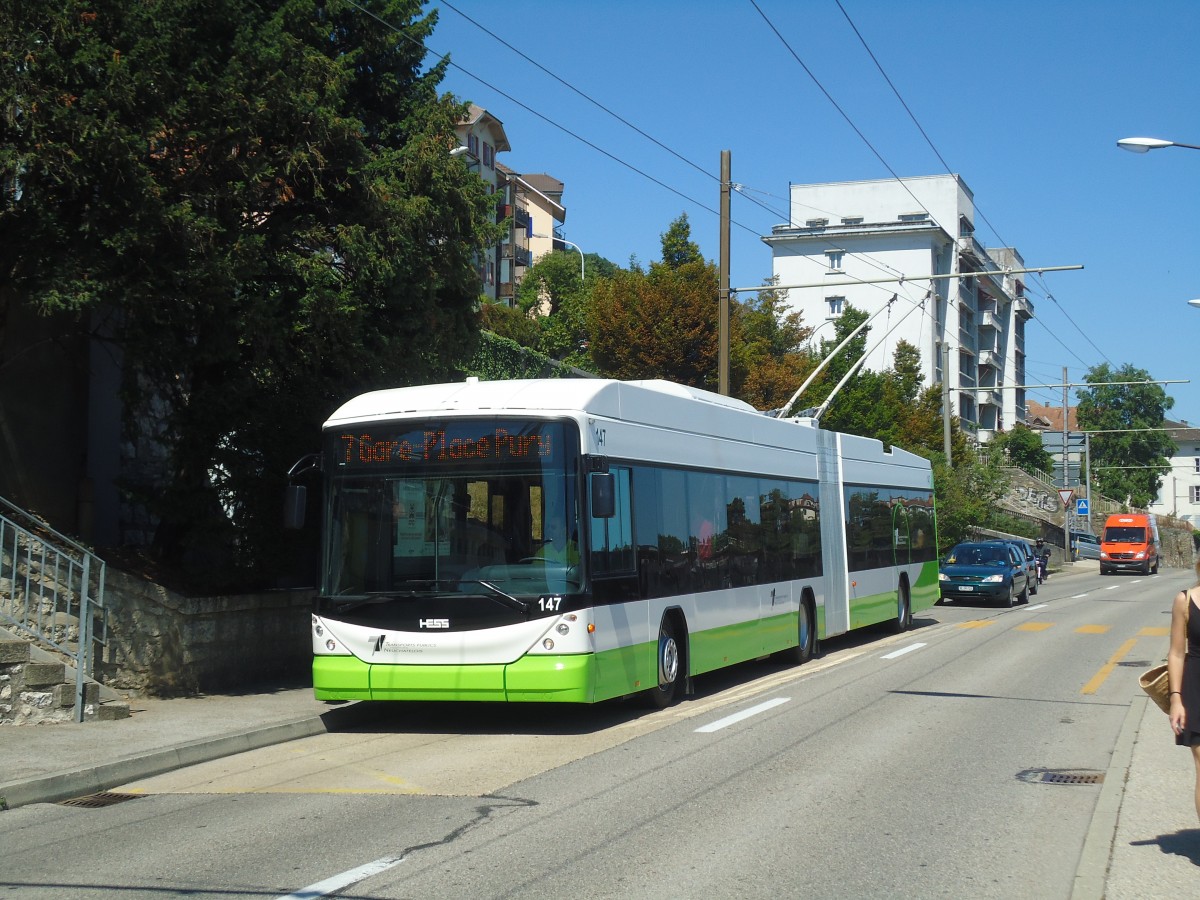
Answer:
[
  {"left": 591, "top": 473, "right": 615, "bottom": 519},
  {"left": 284, "top": 484, "right": 307, "bottom": 530}
]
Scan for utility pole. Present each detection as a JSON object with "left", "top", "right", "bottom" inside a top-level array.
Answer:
[
  {"left": 719, "top": 150, "right": 731, "bottom": 396},
  {"left": 942, "top": 343, "right": 952, "bottom": 467},
  {"left": 1062, "top": 366, "right": 1071, "bottom": 553}
]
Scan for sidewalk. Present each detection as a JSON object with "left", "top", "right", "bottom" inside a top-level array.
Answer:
[
  {"left": 0, "top": 683, "right": 370, "bottom": 810},
  {"left": 3, "top": 568, "right": 1198, "bottom": 898}
]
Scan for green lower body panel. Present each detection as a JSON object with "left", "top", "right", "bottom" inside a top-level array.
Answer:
[{"left": 313, "top": 653, "right": 596, "bottom": 703}]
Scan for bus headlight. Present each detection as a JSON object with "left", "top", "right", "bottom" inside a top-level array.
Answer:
[
  {"left": 543, "top": 638, "right": 555, "bottom": 650},
  {"left": 556, "top": 623, "right": 570, "bottom": 635},
  {"left": 314, "top": 624, "right": 324, "bottom": 637},
  {"left": 325, "top": 639, "right": 337, "bottom": 651}
]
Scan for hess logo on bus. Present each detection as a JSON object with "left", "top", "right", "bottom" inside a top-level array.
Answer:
[{"left": 419, "top": 618, "right": 450, "bottom": 629}]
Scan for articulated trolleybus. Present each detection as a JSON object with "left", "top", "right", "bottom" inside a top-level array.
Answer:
[{"left": 308, "top": 378, "right": 937, "bottom": 706}]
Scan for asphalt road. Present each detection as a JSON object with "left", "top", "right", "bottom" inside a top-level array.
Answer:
[{"left": 0, "top": 567, "right": 1184, "bottom": 899}]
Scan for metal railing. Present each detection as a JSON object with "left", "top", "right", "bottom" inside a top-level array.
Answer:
[{"left": 0, "top": 496, "right": 108, "bottom": 722}]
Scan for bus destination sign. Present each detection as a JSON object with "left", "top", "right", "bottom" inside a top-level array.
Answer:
[{"left": 333, "top": 422, "right": 562, "bottom": 468}]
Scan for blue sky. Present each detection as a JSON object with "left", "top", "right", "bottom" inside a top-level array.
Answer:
[{"left": 422, "top": 0, "right": 1200, "bottom": 424}]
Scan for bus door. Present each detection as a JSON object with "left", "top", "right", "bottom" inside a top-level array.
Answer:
[{"left": 817, "top": 429, "right": 850, "bottom": 637}]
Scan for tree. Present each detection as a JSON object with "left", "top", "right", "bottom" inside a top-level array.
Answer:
[
  {"left": 1075, "top": 363, "right": 1174, "bottom": 508},
  {"left": 1, "top": 0, "right": 501, "bottom": 586},
  {"left": 587, "top": 214, "right": 734, "bottom": 389},
  {"left": 733, "top": 280, "right": 816, "bottom": 411},
  {"left": 988, "top": 424, "right": 1053, "bottom": 474}
]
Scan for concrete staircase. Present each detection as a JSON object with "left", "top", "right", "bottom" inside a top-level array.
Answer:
[{"left": 0, "top": 627, "right": 129, "bottom": 724}]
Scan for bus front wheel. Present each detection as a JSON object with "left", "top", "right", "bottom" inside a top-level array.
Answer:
[{"left": 644, "top": 618, "right": 681, "bottom": 708}]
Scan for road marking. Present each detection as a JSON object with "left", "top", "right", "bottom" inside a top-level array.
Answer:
[
  {"left": 1072, "top": 593, "right": 1089, "bottom": 599},
  {"left": 1024, "top": 604, "right": 1048, "bottom": 611},
  {"left": 1082, "top": 637, "right": 1138, "bottom": 696},
  {"left": 956, "top": 620, "right": 995, "bottom": 629},
  {"left": 1076, "top": 624, "right": 1111, "bottom": 634},
  {"left": 279, "top": 855, "right": 406, "bottom": 900},
  {"left": 695, "top": 697, "right": 790, "bottom": 733},
  {"left": 1105, "top": 585, "right": 1120, "bottom": 591},
  {"left": 880, "top": 642, "right": 926, "bottom": 659},
  {"left": 1017, "top": 622, "right": 1053, "bottom": 632},
  {"left": 1140, "top": 626, "right": 1169, "bottom": 637}
]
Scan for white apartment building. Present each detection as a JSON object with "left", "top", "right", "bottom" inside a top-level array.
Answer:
[
  {"left": 763, "top": 174, "right": 1032, "bottom": 441},
  {"left": 1148, "top": 420, "right": 1200, "bottom": 526},
  {"left": 455, "top": 105, "right": 568, "bottom": 305}
]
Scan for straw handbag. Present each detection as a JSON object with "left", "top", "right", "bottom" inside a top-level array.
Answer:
[{"left": 1139, "top": 664, "right": 1171, "bottom": 715}]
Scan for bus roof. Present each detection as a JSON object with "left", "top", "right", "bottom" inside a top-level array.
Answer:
[{"left": 325, "top": 378, "right": 932, "bottom": 476}]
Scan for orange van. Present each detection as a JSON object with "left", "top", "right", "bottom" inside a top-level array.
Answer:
[{"left": 1099, "top": 513, "right": 1159, "bottom": 576}]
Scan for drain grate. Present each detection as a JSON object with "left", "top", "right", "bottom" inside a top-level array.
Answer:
[
  {"left": 58, "top": 791, "right": 144, "bottom": 809},
  {"left": 1017, "top": 768, "right": 1104, "bottom": 786}
]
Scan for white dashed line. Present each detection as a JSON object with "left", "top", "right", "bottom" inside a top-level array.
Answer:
[
  {"left": 881, "top": 643, "right": 927, "bottom": 659},
  {"left": 695, "top": 697, "right": 790, "bottom": 733}
]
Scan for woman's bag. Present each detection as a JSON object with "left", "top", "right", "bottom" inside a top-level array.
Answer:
[{"left": 1139, "top": 664, "right": 1172, "bottom": 715}]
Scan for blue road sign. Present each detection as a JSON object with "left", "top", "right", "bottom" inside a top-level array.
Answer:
[{"left": 1076, "top": 498, "right": 1090, "bottom": 517}]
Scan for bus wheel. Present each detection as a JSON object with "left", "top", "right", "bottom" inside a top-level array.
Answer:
[
  {"left": 644, "top": 618, "right": 680, "bottom": 708},
  {"left": 892, "top": 585, "right": 912, "bottom": 634},
  {"left": 782, "top": 599, "right": 816, "bottom": 665}
]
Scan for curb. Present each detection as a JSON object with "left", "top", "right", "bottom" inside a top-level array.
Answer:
[
  {"left": 1071, "top": 694, "right": 1146, "bottom": 899},
  {"left": 0, "top": 701, "right": 373, "bottom": 811}
]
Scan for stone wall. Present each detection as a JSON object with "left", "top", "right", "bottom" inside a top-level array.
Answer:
[{"left": 98, "top": 567, "right": 314, "bottom": 697}]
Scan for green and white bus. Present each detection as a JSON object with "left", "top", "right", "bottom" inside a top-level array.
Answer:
[{"left": 305, "top": 378, "right": 937, "bottom": 706}]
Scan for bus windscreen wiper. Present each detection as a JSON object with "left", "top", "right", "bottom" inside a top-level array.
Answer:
[{"left": 459, "top": 580, "right": 530, "bottom": 613}]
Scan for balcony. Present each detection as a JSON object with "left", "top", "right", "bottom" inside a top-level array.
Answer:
[
  {"left": 1015, "top": 296, "right": 1034, "bottom": 319},
  {"left": 978, "top": 388, "right": 1002, "bottom": 408},
  {"left": 501, "top": 243, "right": 532, "bottom": 267},
  {"left": 499, "top": 204, "right": 532, "bottom": 229},
  {"left": 978, "top": 349, "right": 1000, "bottom": 370},
  {"left": 979, "top": 310, "right": 1000, "bottom": 331}
]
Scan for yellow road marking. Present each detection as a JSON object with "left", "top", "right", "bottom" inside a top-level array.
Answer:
[
  {"left": 1016, "top": 622, "right": 1053, "bottom": 632},
  {"left": 1140, "top": 626, "right": 1169, "bottom": 637},
  {"left": 956, "top": 621, "right": 995, "bottom": 629},
  {"left": 1081, "top": 637, "right": 1138, "bottom": 695},
  {"left": 1075, "top": 624, "right": 1111, "bottom": 634}
]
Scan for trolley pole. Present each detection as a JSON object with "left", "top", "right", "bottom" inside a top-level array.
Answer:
[{"left": 719, "top": 150, "right": 731, "bottom": 396}]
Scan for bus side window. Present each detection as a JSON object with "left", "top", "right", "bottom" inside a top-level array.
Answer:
[{"left": 591, "top": 467, "right": 633, "bottom": 575}]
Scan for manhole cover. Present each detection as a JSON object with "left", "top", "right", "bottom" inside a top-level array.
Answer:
[
  {"left": 1016, "top": 768, "right": 1104, "bottom": 786},
  {"left": 58, "top": 791, "right": 144, "bottom": 809}
]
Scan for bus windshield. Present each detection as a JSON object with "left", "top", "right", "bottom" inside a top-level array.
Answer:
[{"left": 322, "top": 420, "right": 581, "bottom": 603}]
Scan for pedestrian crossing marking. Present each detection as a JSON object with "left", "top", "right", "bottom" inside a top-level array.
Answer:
[
  {"left": 1139, "top": 627, "right": 1169, "bottom": 637},
  {"left": 1016, "top": 622, "right": 1054, "bottom": 632},
  {"left": 1075, "top": 624, "right": 1111, "bottom": 634}
]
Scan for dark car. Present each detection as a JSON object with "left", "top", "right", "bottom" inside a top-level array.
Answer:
[
  {"left": 1071, "top": 531, "right": 1101, "bottom": 561},
  {"left": 1003, "top": 539, "right": 1039, "bottom": 596},
  {"left": 939, "top": 540, "right": 1030, "bottom": 607}
]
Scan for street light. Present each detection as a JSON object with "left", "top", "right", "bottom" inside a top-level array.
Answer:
[
  {"left": 1117, "top": 136, "right": 1200, "bottom": 153},
  {"left": 532, "top": 233, "right": 585, "bottom": 281}
]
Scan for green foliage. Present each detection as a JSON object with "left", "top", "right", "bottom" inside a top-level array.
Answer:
[
  {"left": 932, "top": 455, "right": 1011, "bottom": 551},
  {"left": 464, "top": 332, "right": 580, "bottom": 381},
  {"left": 659, "top": 213, "right": 703, "bottom": 269},
  {"left": 733, "top": 280, "right": 816, "bottom": 411},
  {"left": 1, "top": 0, "right": 501, "bottom": 587},
  {"left": 988, "top": 424, "right": 1053, "bottom": 474},
  {"left": 1076, "top": 363, "right": 1174, "bottom": 508},
  {"left": 480, "top": 301, "right": 540, "bottom": 348}
]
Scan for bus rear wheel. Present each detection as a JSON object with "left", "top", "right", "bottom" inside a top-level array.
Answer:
[
  {"left": 782, "top": 598, "right": 816, "bottom": 665},
  {"left": 892, "top": 585, "right": 912, "bottom": 633},
  {"left": 644, "top": 618, "right": 681, "bottom": 708}
]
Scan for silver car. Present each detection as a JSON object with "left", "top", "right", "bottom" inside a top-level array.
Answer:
[{"left": 1072, "top": 531, "right": 1101, "bottom": 560}]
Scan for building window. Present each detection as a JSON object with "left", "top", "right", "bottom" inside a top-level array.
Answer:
[
  {"left": 841, "top": 216, "right": 863, "bottom": 225},
  {"left": 483, "top": 142, "right": 493, "bottom": 169},
  {"left": 468, "top": 134, "right": 479, "bottom": 157},
  {"left": 805, "top": 218, "right": 828, "bottom": 228},
  {"left": 825, "top": 250, "right": 844, "bottom": 271},
  {"left": 898, "top": 212, "right": 928, "bottom": 222},
  {"left": 1192, "top": 485, "right": 1200, "bottom": 503},
  {"left": 1194, "top": 457, "right": 1200, "bottom": 474},
  {"left": 826, "top": 296, "right": 844, "bottom": 317}
]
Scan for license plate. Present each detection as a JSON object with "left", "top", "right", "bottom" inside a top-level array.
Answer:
[{"left": 959, "top": 586, "right": 974, "bottom": 591}]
